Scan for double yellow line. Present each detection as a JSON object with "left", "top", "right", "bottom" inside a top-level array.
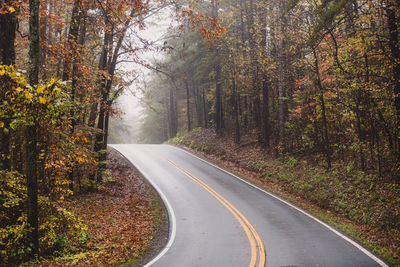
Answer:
[{"left": 166, "top": 158, "right": 266, "bottom": 267}]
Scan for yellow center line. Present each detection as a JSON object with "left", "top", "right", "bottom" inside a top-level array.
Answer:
[{"left": 165, "top": 158, "right": 265, "bottom": 267}]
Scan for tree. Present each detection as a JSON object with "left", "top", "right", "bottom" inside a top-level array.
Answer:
[
  {"left": 0, "top": 0, "right": 18, "bottom": 171},
  {"left": 139, "top": 0, "right": 400, "bottom": 180},
  {"left": 26, "top": 0, "right": 40, "bottom": 255}
]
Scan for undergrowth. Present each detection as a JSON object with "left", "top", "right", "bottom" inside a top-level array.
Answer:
[{"left": 169, "top": 128, "right": 400, "bottom": 266}]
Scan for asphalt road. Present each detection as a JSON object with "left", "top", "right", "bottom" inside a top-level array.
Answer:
[{"left": 110, "top": 144, "right": 387, "bottom": 267}]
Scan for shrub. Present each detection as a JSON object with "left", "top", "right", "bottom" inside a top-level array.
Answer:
[{"left": 0, "top": 171, "right": 29, "bottom": 264}]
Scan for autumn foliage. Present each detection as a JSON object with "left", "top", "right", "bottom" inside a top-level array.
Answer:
[
  {"left": 0, "top": 66, "right": 89, "bottom": 263},
  {"left": 141, "top": 0, "right": 400, "bottom": 180},
  {"left": 0, "top": 0, "right": 227, "bottom": 264},
  {"left": 140, "top": 0, "right": 400, "bottom": 262}
]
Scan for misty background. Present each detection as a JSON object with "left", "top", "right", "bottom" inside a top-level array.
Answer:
[{"left": 108, "top": 6, "right": 174, "bottom": 144}]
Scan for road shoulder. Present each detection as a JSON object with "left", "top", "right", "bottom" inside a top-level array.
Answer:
[{"left": 167, "top": 130, "right": 397, "bottom": 266}]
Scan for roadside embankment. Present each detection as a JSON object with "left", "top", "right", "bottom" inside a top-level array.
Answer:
[{"left": 168, "top": 128, "right": 400, "bottom": 266}]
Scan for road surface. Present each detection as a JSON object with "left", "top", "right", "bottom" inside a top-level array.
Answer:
[{"left": 110, "top": 144, "right": 387, "bottom": 267}]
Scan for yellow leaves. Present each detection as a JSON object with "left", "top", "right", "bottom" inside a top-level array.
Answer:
[
  {"left": 25, "top": 91, "right": 33, "bottom": 100},
  {"left": 8, "top": 6, "right": 15, "bottom": 13},
  {"left": 18, "top": 76, "right": 26, "bottom": 86},
  {"left": 37, "top": 85, "right": 45, "bottom": 94},
  {"left": 0, "top": 68, "right": 5, "bottom": 76},
  {"left": 315, "top": 104, "right": 322, "bottom": 120},
  {"left": 0, "top": 122, "right": 3, "bottom": 128},
  {"left": 54, "top": 86, "right": 61, "bottom": 93},
  {"left": 25, "top": 86, "right": 49, "bottom": 104},
  {"left": 0, "top": 220, "right": 26, "bottom": 242},
  {"left": 71, "top": 135, "right": 91, "bottom": 144},
  {"left": 71, "top": 152, "right": 91, "bottom": 165},
  {"left": 0, "top": 229, "right": 7, "bottom": 239},
  {"left": 76, "top": 156, "right": 86, "bottom": 164},
  {"left": 37, "top": 85, "right": 52, "bottom": 96},
  {"left": 39, "top": 96, "right": 47, "bottom": 104}
]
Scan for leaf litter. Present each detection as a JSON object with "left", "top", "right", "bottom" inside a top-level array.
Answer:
[{"left": 37, "top": 148, "right": 168, "bottom": 266}]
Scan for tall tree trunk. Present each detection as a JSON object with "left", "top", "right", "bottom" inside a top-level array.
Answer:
[
  {"left": 202, "top": 88, "right": 208, "bottom": 128},
  {"left": 66, "top": 0, "right": 86, "bottom": 191},
  {"left": 278, "top": 1, "right": 288, "bottom": 149},
  {"left": 104, "top": 103, "right": 111, "bottom": 150},
  {"left": 243, "top": 95, "right": 248, "bottom": 127},
  {"left": 39, "top": 2, "right": 47, "bottom": 80},
  {"left": 232, "top": 68, "right": 240, "bottom": 144},
  {"left": 313, "top": 48, "right": 331, "bottom": 169},
  {"left": 246, "top": 0, "right": 262, "bottom": 142},
  {"left": 0, "top": 0, "right": 17, "bottom": 65},
  {"left": 215, "top": 58, "right": 222, "bottom": 135},
  {"left": 95, "top": 8, "right": 138, "bottom": 175},
  {"left": 260, "top": 2, "right": 270, "bottom": 148},
  {"left": 278, "top": 65, "right": 286, "bottom": 145},
  {"left": 194, "top": 85, "right": 203, "bottom": 128},
  {"left": 185, "top": 73, "right": 192, "bottom": 131},
  {"left": 62, "top": 0, "right": 81, "bottom": 81},
  {"left": 212, "top": 1, "right": 223, "bottom": 136},
  {"left": 94, "top": 84, "right": 108, "bottom": 183},
  {"left": 169, "top": 87, "right": 178, "bottom": 137},
  {"left": 97, "top": 6, "right": 136, "bottom": 151},
  {"left": 88, "top": 103, "right": 98, "bottom": 127},
  {"left": 27, "top": 0, "right": 40, "bottom": 256},
  {"left": 163, "top": 98, "right": 169, "bottom": 140},
  {"left": 262, "top": 78, "right": 270, "bottom": 148},
  {"left": 93, "top": 9, "right": 112, "bottom": 184},
  {"left": 354, "top": 104, "right": 365, "bottom": 170},
  {"left": 385, "top": 1, "right": 400, "bottom": 163}
]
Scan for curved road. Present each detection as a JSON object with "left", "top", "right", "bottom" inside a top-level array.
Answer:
[{"left": 110, "top": 144, "right": 387, "bottom": 267}]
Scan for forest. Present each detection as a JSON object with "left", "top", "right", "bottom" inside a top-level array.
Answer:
[
  {"left": 0, "top": 0, "right": 399, "bottom": 265},
  {"left": 138, "top": 0, "right": 400, "bottom": 262},
  {"left": 0, "top": 0, "right": 208, "bottom": 264},
  {"left": 141, "top": 0, "right": 400, "bottom": 180}
]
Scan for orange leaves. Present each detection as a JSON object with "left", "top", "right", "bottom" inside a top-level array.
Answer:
[
  {"left": 71, "top": 135, "right": 90, "bottom": 144},
  {"left": 0, "top": 1, "right": 19, "bottom": 15},
  {"left": 7, "top": 6, "right": 15, "bottom": 13},
  {"left": 180, "top": 8, "right": 227, "bottom": 43},
  {"left": 38, "top": 150, "right": 163, "bottom": 266}
]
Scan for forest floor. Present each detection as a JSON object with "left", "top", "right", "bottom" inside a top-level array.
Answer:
[
  {"left": 35, "top": 148, "right": 168, "bottom": 266},
  {"left": 168, "top": 128, "right": 400, "bottom": 266}
]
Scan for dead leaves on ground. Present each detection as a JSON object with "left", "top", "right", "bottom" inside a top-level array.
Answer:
[{"left": 39, "top": 149, "right": 159, "bottom": 266}]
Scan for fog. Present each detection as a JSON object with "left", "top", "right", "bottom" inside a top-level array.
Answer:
[
  {"left": 108, "top": 6, "right": 174, "bottom": 144},
  {"left": 108, "top": 91, "right": 142, "bottom": 144}
]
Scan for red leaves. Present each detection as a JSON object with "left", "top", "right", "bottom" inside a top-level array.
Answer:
[{"left": 290, "top": 103, "right": 316, "bottom": 119}]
